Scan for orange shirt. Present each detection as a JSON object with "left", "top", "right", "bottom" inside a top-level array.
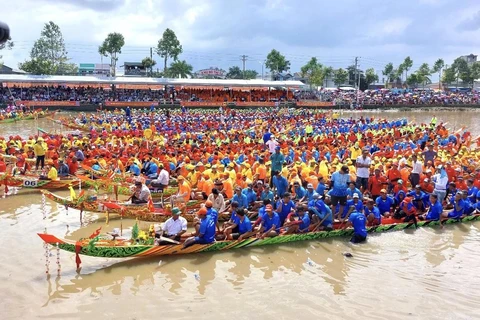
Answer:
[
  {"left": 178, "top": 181, "right": 191, "bottom": 202},
  {"left": 369, "top": 175, "right": 388, "bottom": 196}
]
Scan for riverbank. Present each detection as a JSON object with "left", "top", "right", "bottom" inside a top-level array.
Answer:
[{"left": 1, "top": 102, "right": 479, "bottom": 112}]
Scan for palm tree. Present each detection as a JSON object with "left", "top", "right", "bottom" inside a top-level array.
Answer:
[{"left": 166, "top": 60, "right": 193, "bottom": 78}]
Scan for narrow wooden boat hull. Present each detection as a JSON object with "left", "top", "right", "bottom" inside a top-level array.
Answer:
[
  {"left": 38, "top": 214, "right": 480, "bottom": 259},
  {"left": 1, "top": 175, "right": 79, "bottom": 189},
  {"left": 41, "top": 190, "right": 222, "bottom": 223}
]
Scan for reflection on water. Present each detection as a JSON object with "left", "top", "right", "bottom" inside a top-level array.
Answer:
[{"left": 1, "top": 110, "right": 480, "bottom": 319}]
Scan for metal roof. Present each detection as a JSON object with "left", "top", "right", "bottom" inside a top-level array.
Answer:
[{"left": 0, "top": 74, "right": 304, "bottom": 87}]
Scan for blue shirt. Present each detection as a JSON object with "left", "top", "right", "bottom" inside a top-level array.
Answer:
[
  {"left": 270, "top": 152, "right": 285, "bottom": 172},
  {"left": 348, "top": 211, "right": 367, "bottom": 237},
  {"left": 315, "top": 183, "right": 326, "bottom": 196},
  {"left": 206, "top": 207, "right": 219, "bottom": 223},
  {"left": 467, "top": 186, "right": 478, "bottom": 202},
  {"left": 92, "top": 164, "right": 101, "bottom": 171},
  {"left": 262, "top": 212, "right": 281, "bottom": 231},
  {"left": 294, "top": 186, "right": 307, "bottom": 200},
  {"left": 306, "top": 190, "right": 317, "bottom": 202},
  {"left": 58, "top": 163, "right": 70, "bottom": 177},
  {"left": 258, "top": 206, "right": 267, "bottom": 220},
  {"left": 364, "top": 206, "right": 381, "bottom": 222},
  {"left": 233, "top": 215, "right": 252, "bottom": 234},
  {"left": 130, "top": 164, "right": 141, "bottom": 176},
  {"left": 261, "top": 190, "right": 274, "bottom": 202},
  {"left": 146, "top": 162, "right": 158, "bottom": 178},
  {"left": 426, "top": 201, "right": 443, "bottom": 221},
  {"left": 298, "top": 214, "right": 311, "bottom": 231},
  {"left": 242, "top": 188, "right": 257, "bottom": 204},
  {"left": 448, "top": 199, "right": 465, "bottom": 219},
  {"left": 276, "top": 200, "right": 295, "bottom": 225},
  {"left": 308, "top": 199, "right": 332, "bottom": 224},
  {"left": 273, "top": 175, "right": 288, "bottom": 197},
  {"left": 198, "top": 216, "right": 216, "bottom": 243},
  {"left": 375, "top": 196, "right": 394, "bottom": 215},
  {"left": 330, "top": 172, "right": 349, "bottom": 197},
  {"left": 347, "top": 187, "right": 363, "bottom": 200},
  {"left": 347, "top": 199, "right": 364, "bottom": 213},
  {"left": 232, "top": 193, "right": 249, "bottom": 209}
]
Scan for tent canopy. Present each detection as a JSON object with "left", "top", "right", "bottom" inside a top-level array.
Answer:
[{"left": 0, "top": 74, "right": 303, "bottom": 88}]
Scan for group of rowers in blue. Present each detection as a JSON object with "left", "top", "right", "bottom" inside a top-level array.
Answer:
[{"left": 179, "top": 161, "right": 478, "bottom": 248}]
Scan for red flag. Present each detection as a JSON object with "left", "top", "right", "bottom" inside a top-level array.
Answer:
[
  {"left": 89, "top": 227, "right": 102, "bottom": 239},
  {"left": 148, "top": 196, "right": 154, "bottom": 212}
]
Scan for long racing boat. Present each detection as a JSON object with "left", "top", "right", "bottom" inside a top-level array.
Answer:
[{"left": 37, "top": 214, "right": 480, "bottom": 266}]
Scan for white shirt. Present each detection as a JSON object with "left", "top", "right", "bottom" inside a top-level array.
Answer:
[
  {"left": 266, "top": 139, "right": 279, "bottom": 153},
  {"left": 356, "top": 155, "right": 371, "bottom": 178},
  {"left": 207, "top": 193, "right": 226, "bottom": 213},
  {"left": 162, "top": 216, "right": 187, "bottom": 235},
  {"left": 156, "top": 169, "right": 170, "bottom": 185},
  {"left": 412, "top": 161, "right": 423, "bottom": 174},
  {"left": 432, "top": 174, "right": 448, "bottom": 191}
]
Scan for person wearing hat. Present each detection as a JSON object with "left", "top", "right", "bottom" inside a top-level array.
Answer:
[
  {"left": 346, "top": 181, "right": 362, "bottom": 201},
  {"left": 418, "top": 194, "right": 442, "bottom": 221},
  {"left": 33, "top": 138, "right": 46, "bottom": 171},
  {"left": 305, "top": 183, "right": 317, "bottom": 202},
  {"left": 407, "top": 185, "right": 428, "bottom": 213},
  {"left": 375, "top": 189, "right": 395, "bottom": 218},
  {"left": 308, "top": 193, "right": 333, "bottom": 231},
  {"left": 260, "top": 184, "right": 274, "bottom": 203},
  {"left": 183, "top": 207, "right": 216, "bottom": 248},
  {"left": 57, "top": 159, "right": 70, "bottom": 178},
  {"left": 255, "top": 204, "right": 280, "bottom": 238},
  {"left": 347, "top": 193, "right": 364, "bottom": 215},
  {"left": 329, "top": 165, "right": 350, "bottom": 219},
  {"left": 344, "top": 208, "right": 368, "bottom": 243},
  {"left": 156, "top": 207, "right": 187, "bottom": 244},
  {"left": 231, "top": 186, "right": 248, "bottom": 210}
]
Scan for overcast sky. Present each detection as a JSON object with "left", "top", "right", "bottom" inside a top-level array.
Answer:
[{"left": 2, "top": 0, "right": 480, "bottom": 78}]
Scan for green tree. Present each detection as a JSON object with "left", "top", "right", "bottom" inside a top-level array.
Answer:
[
  {"left": 333, "top": 68, "right": 348, "bottom": 86},
  {"left": 431, "top": 59, "right": 445, "bottom": 89},
  {"left": 469, "top": 62, "right": 480, "bottom": 88},
  {"left": 141, "top": 57, "right": 156, "bottom": 76},
  {"left": 407, "top": 73, "right": 419, "bottom": 87},
  {"left": 99, "top": 32, "right": 125, "bottom": 77},
  {"left": 416, "top": 63, "right": 431, "bottom": 88},
  {"left": 226, "top": 66, "right": 242, "bottom": 79},
  {"left": 166, "top": 60, "right": 193, "bottom": 78},
  {"left": 265, "top": 49, "right": 290, "bottom": 75},
  {"left": 19, "top": 21, "right": 77, "bottom": 75},
  {"left": 402, "top": 56, "right": 413, "bottom": 81},
  {"left": 452, "top": 57, "right": 468, "bottom": 88},
  {"left": 323, "top": 66, "right": 334, "bottom": 87},
  {"left": 442, "top": 66, "right": 456, "bottom": 86},
  {"left": 0, "top": 38, "right": 13, "bottom": 66},
  {"left": 365, "top": 68, "right": 379, "bottom": 87},
  {"left": 383, "top": 63, "right": 395, "bottom": 83},
  {"left": 156, "top": 28, "right": 183, "bottom": 73},
  {"left": 301, "top": 57, "right": 325, "bottom": 88},
  {"left": 243, "top": 70, "right": 258, "bottom": 80}
]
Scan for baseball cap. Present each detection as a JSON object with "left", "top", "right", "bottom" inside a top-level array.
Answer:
[
  {"left": 171, "top": 207, "right": 181, "bottom": 215},
  {"left": 353, "top": 194, "right": 359, "bottom": 198},
  {"left": 197, "top": 207, "right": 208, "bottom": 216},
  {"left": 307, "top": 183, "right": 313, "bottom": 188},
  {"left": 380, "top": 189, "right": 386, "bottom": 193},
  {"left": 205, "top": 200, "right": 213, "bottom": 208}
]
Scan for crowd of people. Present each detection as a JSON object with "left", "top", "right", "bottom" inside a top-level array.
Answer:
[
  {"left": 1, "top": 108, "right": 480, "bottom": 246},
  {"left": 2, "top": 85, "right": 479, "bottom": 107}
]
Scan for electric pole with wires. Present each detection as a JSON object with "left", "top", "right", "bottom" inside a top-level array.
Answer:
[{"left": 241, "top": 55, "right": 248, "bottom": 79}]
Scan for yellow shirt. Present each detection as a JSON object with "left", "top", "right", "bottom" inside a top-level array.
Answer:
[
  {"left": 33, "top": 143, "right": 46, "bottom": 156},
  {"left": 47, "top": 167, "right": 58, "bottom": 180}
]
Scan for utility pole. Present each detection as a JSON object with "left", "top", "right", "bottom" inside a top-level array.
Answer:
[
  {"left": 241, "top": 55, "right": 248, "bottom": 79},
  {"left": 150, "top": 47, "right": 154, "bottom": 76},
  {"left": 354, "top": 56, "right": 360, "bottom": 105}
]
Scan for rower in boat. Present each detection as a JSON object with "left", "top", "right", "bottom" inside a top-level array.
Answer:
[
  {"left": 207, "top": 188, "right": 226, "bottom": 214},
  {"left": 205, "top": 200, "right": 220, "bottom": 232},
  {"left": 255, "top": 204, "right": 280, "bottom": 238},
  {"left": 441, "top": 191, "right": 465, "bottom": 219},
  {"left": 418, "top": 194, "right": 442, "bottom": 221},
  {"left": 364, "top": 199, "right": 382, "bottom": 226},
  {"left": 308, "top": 193, "right": 333, "bottom": 231},
  {"left": 282, "top": 205, "right": 310, "bottom": 234},
  {"left": 58, "top": 159, "right": 70, "bottom": 178},
  {"left": 276, "top": 192, "right": 295, "bottom": 226},
  {"left": 223, "top": 208, "right": 254, "bottom": 240},
  {"left": 155, "top": 207, "right": 187, "bottom": 245},
  {"left": 183, "top": 207, "right": 216, "bottom": 248},
  {"left": 375, "top": 189, "right": 395, "bottom": 218},
  {"left": 131, "top": 180, "right": 151, "bottom": 204}
]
